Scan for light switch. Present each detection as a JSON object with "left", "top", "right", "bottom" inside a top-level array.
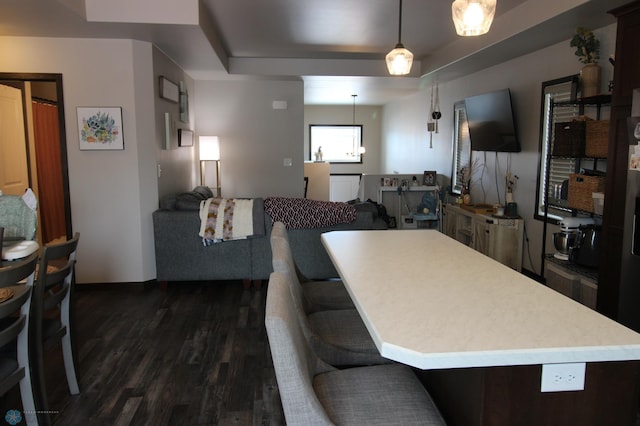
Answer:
[
  {"left": 283, "top": 158, "right": 292, "bottom": 167},
  {"left": 273, "top": 100, "right": 288, "bottom": 110}
]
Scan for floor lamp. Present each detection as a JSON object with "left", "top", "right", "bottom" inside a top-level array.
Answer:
[{"left": 199, "top": 136, "right": 220, "bottom": 197}]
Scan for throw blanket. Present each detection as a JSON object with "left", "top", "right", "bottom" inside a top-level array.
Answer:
[
  {"left": 199, "top": 198, "right": 255, "bottom": 244},
  {"left": 264, "top": 197, "right": 356, "bottom": 229}
]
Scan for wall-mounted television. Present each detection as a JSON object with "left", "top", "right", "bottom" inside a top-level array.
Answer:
[{"left": 464, "top": 88, "right": 521, "bottom": 152}]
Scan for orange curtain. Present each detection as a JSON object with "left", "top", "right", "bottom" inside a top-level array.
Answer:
[{"left": 32, "top": 101, "right": 66, "bottom": 243}]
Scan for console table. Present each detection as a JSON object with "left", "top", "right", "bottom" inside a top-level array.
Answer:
[{"left": 441, "top": 203, "right": 524, "bottom": 271}]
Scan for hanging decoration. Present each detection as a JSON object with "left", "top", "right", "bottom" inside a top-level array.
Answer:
[{"left": 428, "top": 83, "right": 442, "bottom": 149}]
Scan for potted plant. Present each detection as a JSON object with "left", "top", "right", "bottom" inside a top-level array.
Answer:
[{"left": 570, "top": 27, "right": 601, "bottom": 97}]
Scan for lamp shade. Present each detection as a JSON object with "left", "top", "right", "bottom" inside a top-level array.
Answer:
[
  {"left": 199, "top": 136, "right": 220, "bottom": 161},
  {"left": 386, "top": 44, "right": 414, "bottom": 75},
  {"left": 452, "top": 0, "right": 496, "bottom": 37}
]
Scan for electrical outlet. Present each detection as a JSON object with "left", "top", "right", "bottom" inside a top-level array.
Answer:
[{"left": 541, "top": 363, "right": 586, "bottom": 392}]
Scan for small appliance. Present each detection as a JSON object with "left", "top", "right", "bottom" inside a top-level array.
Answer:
[
  {"left": 569, "top": 224, "right": 602, "bottom": 268},
  {"left": 553, "top": 217, "right": 595, "bottom": 260}
]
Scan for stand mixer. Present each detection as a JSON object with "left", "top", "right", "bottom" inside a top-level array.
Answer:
[{"left": 553, "top": 217, "right": 595, "bottom": 260}]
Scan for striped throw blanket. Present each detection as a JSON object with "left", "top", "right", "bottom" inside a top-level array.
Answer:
[{"left": 199, "top": 198, "right": 255, "bottom": 244}]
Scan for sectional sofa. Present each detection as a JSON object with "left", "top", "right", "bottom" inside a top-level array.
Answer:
[{"left": 152, "top": 187, "right": 387, "bottom": 284}]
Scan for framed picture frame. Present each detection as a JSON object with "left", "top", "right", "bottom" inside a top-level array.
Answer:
[
  {"left": 77, "top": 107, "right": 124, "bottom": 150},
  {"left": 179, "top": 81, "right": 189, "bottom": 123},
  {"left": 423, "top": 170, "right": 437, "bottom": 186},
  {"left": 159, "top": 76, "right": 179, "bottom": 103},
  {"left": 164, "top": 112, "right": 175, "bottom": 150},
  {"left": 178, "top": 128, "right": 194, "bottom": 147}
]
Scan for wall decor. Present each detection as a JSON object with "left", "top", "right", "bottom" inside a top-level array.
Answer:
[
  {"left": 77, "top": 107, "right": 124, "bottom": 150},
  {"left": 178, "top": 128, "right": 194, "bottom": 147},
  {"left": 164, "top": 112, "right": 175, "bottom": 150},
  {"left": 159, "top": 76, "right": 179, "bottom": 103},
  {"left": 423, "top": 170, "right": 437, "bottom": 186},
  {"left": 179, "top": 81, "right": 189, "bottom": 123}
]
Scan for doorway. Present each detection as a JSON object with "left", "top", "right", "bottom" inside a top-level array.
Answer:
[{"left": 0, "top": 73, "right": 71, "bottom": 244}]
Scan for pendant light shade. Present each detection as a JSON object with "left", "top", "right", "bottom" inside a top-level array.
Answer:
[
  {"left": 451, "top": 0, "right": 496, "bottom": 37},
  {"left": 386, "top": 0, "right": 413, "bottom": 76}
]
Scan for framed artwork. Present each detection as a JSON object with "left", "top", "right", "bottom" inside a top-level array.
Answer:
[
  {"left": 179, "top": 81, "right": 189, "bottom": 123},
  {"left": 178, "top": 129, "right": 194, "bottom": 147},
  {"left": 77, "top": 107, "right": 124, "bottom": 150},
  {"left": 159, "top": 76, "right": 179, "bottom": 103},
  {"left": 423, "top": 170, "right": 437, "bottom": 186},
  {"left": 164, "top": 112, "right": 175, "bottom": 150}
]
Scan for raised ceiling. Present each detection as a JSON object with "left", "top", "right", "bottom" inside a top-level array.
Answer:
[{"left": 0, "top": 0, "right": 625, "bottom": 104}]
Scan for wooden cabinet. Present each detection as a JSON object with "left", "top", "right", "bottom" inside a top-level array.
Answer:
[
  {"left": 598, "top": 1, "right": 640, "bottom": 319},
  {"left": 442, "top": 204, "right": 524, "bottom": 271}
]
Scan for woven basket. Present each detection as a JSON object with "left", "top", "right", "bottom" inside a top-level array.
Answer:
[
  {"left": 585, "top": 120, "right": 609, "bottom": 158},
  {"left": 567, "top": 174, "right": 606, "bottom": 212},
  {"left": 552, "top": 121, "right": 585, "bottom": 157}
]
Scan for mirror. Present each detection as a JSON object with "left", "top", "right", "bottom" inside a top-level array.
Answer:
[
  {"left": 450, "top": 101, "right": 471, "bottom": 195},
  {"left": 0, "top": 73, "right": 71, "bottom": 244}
]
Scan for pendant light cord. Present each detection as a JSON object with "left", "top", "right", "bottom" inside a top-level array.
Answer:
[
  {"left": 397, "top": 0, "right": 403, "bottom": 44},
  {"left": 352, "top": 94, "right": 356, "bottom": 125}
]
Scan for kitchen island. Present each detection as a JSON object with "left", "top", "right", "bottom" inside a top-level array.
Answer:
[{"left": 321, "top": 229, "right": 640, "bottom": 425}]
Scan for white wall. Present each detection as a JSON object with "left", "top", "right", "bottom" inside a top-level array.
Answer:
[
  {"left": 382, "top": 24, "right": 616, "bottom": 275},
  {"left": 304, "top": 105, "right": 383, "bottom": 174},
  {"left": 154, "top": 47, "right": 197, "bottom": 199},
  {"left": 0, "top": 36, "right": 161, "bottom": 284},
  {"left": 194, "top": 78, "right": 304, "bottom": 198}
]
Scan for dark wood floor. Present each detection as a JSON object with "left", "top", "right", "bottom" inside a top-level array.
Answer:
[{"left": 1, "top": 280, "right": 285, "bottom": 425}]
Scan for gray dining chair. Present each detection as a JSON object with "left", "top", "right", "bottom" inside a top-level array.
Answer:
[
  {"left": 266, "top": 271, "right": 446, "bottom": 425},
  {"left": 271, "top": 237, "right": 389, "bottom": 366},
  {"left": 30, "top": 233, "right": 80, "bottom": 424},
  {"left": 0, "top": 253, "right": 39, "bottom": 426},
  {"left": 270, "top": 221, "right": 354, "bottom": 313}
]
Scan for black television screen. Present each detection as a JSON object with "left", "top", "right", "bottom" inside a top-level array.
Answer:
[{"left": 464, "top": 89, "right": 521, "bottom": 152}]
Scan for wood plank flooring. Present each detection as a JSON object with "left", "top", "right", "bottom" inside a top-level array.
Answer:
[{"left": 0, "top": 280, "right": 285, "bottom": 425}]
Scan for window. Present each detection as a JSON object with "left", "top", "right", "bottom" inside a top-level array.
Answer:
[
  {"left": 534, "top": 75, "right": 579, "bottom": 223},
  {"left": 451, "top": 101, "right": 471, "bottom": 195},
  {"left": 309, "top": 125, "right": 363, "bottom": 163}
]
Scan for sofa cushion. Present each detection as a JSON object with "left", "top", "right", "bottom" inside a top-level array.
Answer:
[
  {"left": 192, "top": 186, "right": 214, "bottom": 199},
  {"left": 175, "top": 192, "right": 207, "bottom": 211}
]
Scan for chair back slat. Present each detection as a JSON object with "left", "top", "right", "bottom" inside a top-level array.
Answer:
[
  {"left": 0, "top": 315, "right": 26, "bottom": 348},
  {"left": 0, "top": 253, "right": 38, "bottom": 287}
]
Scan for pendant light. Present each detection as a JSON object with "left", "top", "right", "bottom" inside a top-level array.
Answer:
[
  {"left": 352, "top": 94, "right": 365, "bottom": 156},
  {"left": 386, "top": 0, "right": 413, "bottom": 76},
  {"left": 451, "top": 0, "right": 497, "bottom": 37}
]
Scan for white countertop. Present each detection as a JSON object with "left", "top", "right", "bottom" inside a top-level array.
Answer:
[{"left": 321, "top": 230, "right": 640, "bottom": 370}]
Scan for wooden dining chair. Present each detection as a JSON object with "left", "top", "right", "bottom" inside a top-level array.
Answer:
[
  {"left": 270, "top": 221, "right": 354, "bottom": 313},
  {"left": 0, "top": 253, "right": 39, "bottom": 425},
  {"left": 265, "top": 271, "right": 446, "bottom": 425},
  {"left": 30, "top": 233, "right": 80, "bottom": 424},
  {"left": 270, "top": 237, "right": 389, "bottom": 366}
]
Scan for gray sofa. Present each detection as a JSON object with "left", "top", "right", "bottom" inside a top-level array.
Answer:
[{"left": 152, "top": 188, "right": 387, "bottom": 283}]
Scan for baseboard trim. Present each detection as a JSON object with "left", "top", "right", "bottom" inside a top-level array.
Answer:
[{"left": 75, "top": 280, "right": 157, "bottom": 291}]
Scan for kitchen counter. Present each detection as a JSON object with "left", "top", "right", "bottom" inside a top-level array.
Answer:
[
  {"left": 322, "top": 229, "right": 640, "bottom": 425},
  {"left": 322, "top": 230, "right": 640, "bottom": 370}
]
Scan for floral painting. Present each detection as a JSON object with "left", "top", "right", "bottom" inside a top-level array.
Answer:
[{"left": 77, "top": 107, "right": 124, "bottom": 150}]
